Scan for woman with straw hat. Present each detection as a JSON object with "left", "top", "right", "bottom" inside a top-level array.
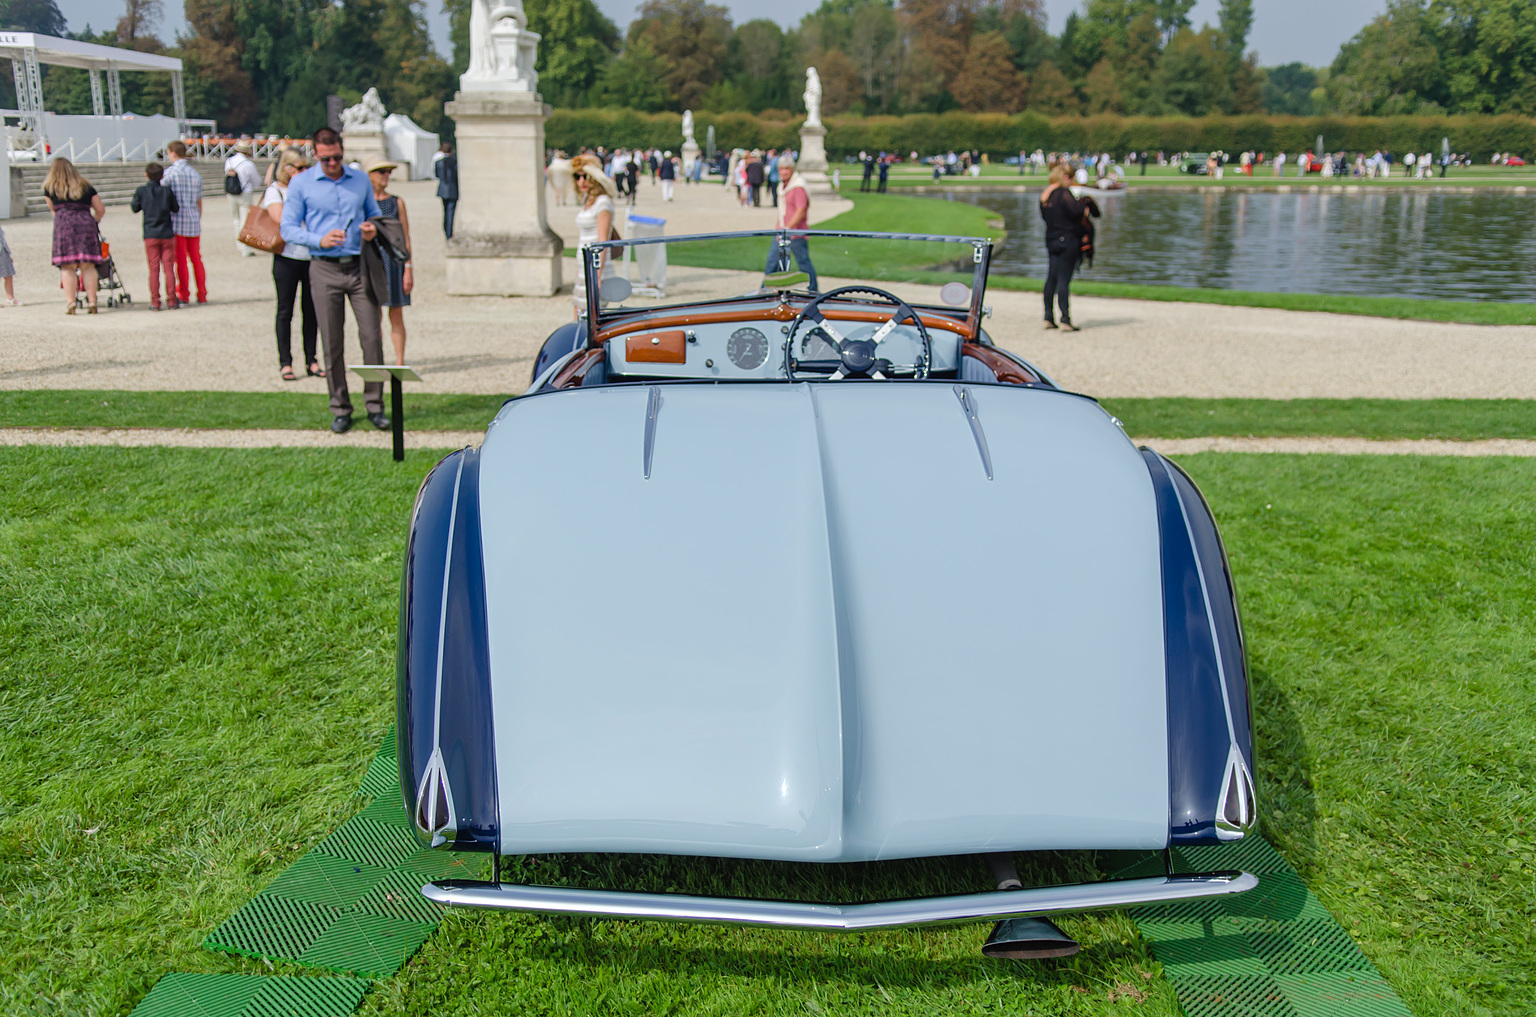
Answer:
[
  {"left": 570, "top": 154, "right": 619, "bottom": 318},
  {"left": 366, "top": 158, "right": 413, "bottom": 366}
]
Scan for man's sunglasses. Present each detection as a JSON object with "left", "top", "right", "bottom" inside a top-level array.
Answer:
[{"left": 318, "top": 154, "right": 345, "bottom": 164}]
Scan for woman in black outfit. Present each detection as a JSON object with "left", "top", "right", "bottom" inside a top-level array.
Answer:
[
  {"left": 261, "top": 150, "right": 321, "bottom": 381},
  {"left": 1038, "top": 161, "right": 1085, "bottom": 331}
]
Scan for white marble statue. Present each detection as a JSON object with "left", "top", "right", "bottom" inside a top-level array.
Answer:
[
  {"left": 803, "top": 67, "right": 822, "bottom": 129},
  {"left": 682, "top": 110, "right": 695, "bottom": 146},
  {"left": 462, "top": 0, "right": 541, "bottom": 92},
  {"left": 340, "top": 88, "right": 386, "bottom": 132}
]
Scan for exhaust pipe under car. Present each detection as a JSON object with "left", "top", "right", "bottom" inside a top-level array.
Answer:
[{"left": 982, "top": 853, "right": 1081, "bottom": 960}]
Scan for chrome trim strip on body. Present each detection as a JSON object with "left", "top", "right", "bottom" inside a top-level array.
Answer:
[
  {"left": 643, "top": 385, "right": 661, "bottom": 479},
  {"left": 422, "top": 871, "right": 1257, "bottom": 930},
  {"left": 416, "top": 454, "right": 465, "bottom": 847},
  {"left": 953, "top": 384, "right": 993, "bottom": 480},
  {"left": 1157, "top": 454, "right": 1254, "bottom": 841}
]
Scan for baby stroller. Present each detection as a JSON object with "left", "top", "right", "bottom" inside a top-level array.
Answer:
[{"left": 76, "top": 225, "right": 133, "bottom": 309}]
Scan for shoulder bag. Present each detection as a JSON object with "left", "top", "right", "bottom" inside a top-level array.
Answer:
[{"left": 238, "top": 203, "right": 285, "bottom": 254}]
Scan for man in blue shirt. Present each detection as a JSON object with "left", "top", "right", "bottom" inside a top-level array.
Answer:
[{"left": 281, "top": 126, "right": 387, "bottom": 433}]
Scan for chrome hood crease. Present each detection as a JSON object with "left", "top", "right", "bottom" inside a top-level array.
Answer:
[{"left": 475, "top": 382, "right": 1169, "bottom": 862}]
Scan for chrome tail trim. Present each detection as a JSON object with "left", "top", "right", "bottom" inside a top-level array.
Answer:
[
  {"left": 1215, "top": 745, "right": 1257, "bottom": 841},
  {"left": 422, "top": 871, "right": 1257, "bottom": 931}
]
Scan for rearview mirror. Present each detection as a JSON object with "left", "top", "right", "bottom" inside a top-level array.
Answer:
[
  {"left": 599, "top": 276, "right": 633, "bottom": 304},
  {"left": 939, "top": 282, "right": 971, "bottom": 306}
]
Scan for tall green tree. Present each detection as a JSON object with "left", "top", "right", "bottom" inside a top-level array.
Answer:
[
  {"left": 526, "top": 0, "right": 620, "bottom": 107},
  {"left": 626, "top": 0, "right": 732, "bottom": 109},
  {"left": 595, "top": 35, "right": 673, "bottom": 111},
  {"left": 0, "top": 0, "right": 67, "bottom": 34},
  {"left": 1153, "top": 25, "right": 1232, "bottom": 114},
  {"left": 1216, "top": 0, "right": 1252, "bottom": 56},
  {"left": 1429, "top": 0, "right": 1536, "bottom": 113},
  {"left": 1261, "top": 62, "right": 1319, "bottom": 113},
  {"left": 1326, "top": 0, "right": 1442, "bottom": 114}
]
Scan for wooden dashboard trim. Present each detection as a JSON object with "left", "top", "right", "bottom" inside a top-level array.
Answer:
[
  {"left": 960, "top": 343, "right": 1040, "bottom": 385},
  {"left": 548, "top": 347, "right": 606, "bottom": 389},
  {"left": 594, "top": 305, "right": 974, "bottom": 344},
  {"left": 626, "top": 330, "right": 688, "bottom": 363}
]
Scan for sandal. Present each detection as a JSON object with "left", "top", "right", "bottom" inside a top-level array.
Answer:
[
  {"left": 281, "top": 366, "right": 298, "bottom": 382},
  {"left": 1059, "top": 321, "right": 1079, "bottom": 332},
  {"left": 306, "top": 362, "right": 326, "bottom": 378},
  {"left": 87, "top": 304, "right": 98, "bottom": 314}
]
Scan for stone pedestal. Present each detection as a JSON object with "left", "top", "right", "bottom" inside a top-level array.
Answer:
[
  {"left": 796, "top": 122, "right": 837, "bottom": 197},
  {"left": 443, "top": 91, "right": 563, "bottom": 296},
  {"left": 681, "top": 140, "right": 700, "bottom": 176},
  {"left": 342, "top": 128, "right": 388, "bottom": 168}
]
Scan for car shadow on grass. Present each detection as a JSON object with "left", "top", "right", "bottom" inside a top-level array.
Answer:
[{"left": 1252, "top": 663, "right": 1320, "bottom": 875}]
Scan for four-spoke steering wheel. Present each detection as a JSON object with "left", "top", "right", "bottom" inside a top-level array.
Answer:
[{"left": 784, "top": 286, "right": 932, "bottom": 380}]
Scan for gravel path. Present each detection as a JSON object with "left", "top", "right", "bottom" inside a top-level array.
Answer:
[
  {"left": 2, "top": 176, "right": 1532, "bottom": 399},
  {"left": 3, "top": 427, "right": 1532, "bottom": 456}
]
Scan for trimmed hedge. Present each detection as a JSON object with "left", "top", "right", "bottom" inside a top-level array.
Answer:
[{"left": 545, "top": 108, "right": 1536, "bottom": 161}]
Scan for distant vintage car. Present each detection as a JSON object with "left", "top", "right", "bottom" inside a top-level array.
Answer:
[
  {"left": 1506, "top": 156, "right": 1526, "bottom": 167},
  {"left": 397, "top": 230, "right": 1258, "bottom": 957}
]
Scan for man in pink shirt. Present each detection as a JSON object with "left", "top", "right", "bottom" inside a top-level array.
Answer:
[{"left": 764, "top": 157, "right": 818, "bottom": 291}]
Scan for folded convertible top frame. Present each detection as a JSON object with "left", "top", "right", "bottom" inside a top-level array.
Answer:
[{"left": 423, "top": 870, "right": 1257, "bottom": 931}]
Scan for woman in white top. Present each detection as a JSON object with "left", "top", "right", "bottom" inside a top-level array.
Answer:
[
  {"left": 262, "top": 149, "right": 321, "bottom": 380},
  {"left": 571, "top": 154, "right": 619, "bottom": 319}
]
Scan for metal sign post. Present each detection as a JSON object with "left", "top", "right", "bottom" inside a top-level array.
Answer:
[{"left": 349, "top": 365, "right": 422, "bottom": 461}]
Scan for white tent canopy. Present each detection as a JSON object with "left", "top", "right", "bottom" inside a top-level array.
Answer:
[{"left": 2, "top": 31, "right": 187, "bottom": 158}]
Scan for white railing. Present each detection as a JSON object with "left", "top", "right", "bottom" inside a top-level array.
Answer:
[
  {"left": 181, "top": 136, "right": 311, "bottom": 161},
  {"left": 45, "top": 136, "right": 160, "bottom": 163}
]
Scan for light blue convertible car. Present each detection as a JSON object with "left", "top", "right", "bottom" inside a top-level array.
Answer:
[{"left": 398, "top": 231, "right": 1257, "bottom": 957}]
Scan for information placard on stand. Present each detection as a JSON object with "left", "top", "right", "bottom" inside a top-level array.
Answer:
[{"left": 348, "top": 365, "right": 422, "bottom": 461}]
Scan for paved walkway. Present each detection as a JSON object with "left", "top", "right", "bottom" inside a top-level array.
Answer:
[{"left": 1, "top": 174, "right": 1533, "bottom": 400}]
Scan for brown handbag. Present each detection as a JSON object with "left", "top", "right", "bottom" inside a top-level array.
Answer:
[{"left": 239, "top": 203, "right": 285, "bottom": 254}]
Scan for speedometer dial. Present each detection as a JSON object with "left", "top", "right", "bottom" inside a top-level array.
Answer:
[{"left": 726, "top": 327, "right": 769, "bottom": 370}]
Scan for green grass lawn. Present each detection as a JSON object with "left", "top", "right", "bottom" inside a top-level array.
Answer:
[
  {"left": 0, "top": 389, "right": 511, "bottom": 432},
  {"left": 2, "top": 447, "right": 1532, "bottom": 1016},
  {"left": 3, "top": 390, "right": 1532, "bottom": 441},
  {"left": 987, "top": 275, "right": 1536, "bottom": 326}
]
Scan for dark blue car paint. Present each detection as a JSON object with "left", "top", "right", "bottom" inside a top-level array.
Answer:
[
  {"left": 531, "top": 321, "right": 589, "bottom": 385},
  {"left": 1163, "top": 456, "right": 1254, "bottom": 772},
  {"left": 1142, "top": 448, "right": 1252, "bottom": 844},
  {"left": 397, "top": 447, "right": 500, "bottom": 852}
]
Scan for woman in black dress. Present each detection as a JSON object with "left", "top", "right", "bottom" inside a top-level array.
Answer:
[
  {"left": 43, "top": 158, "right": 107, "bottom": 314},
  {"left": 1038, "top": 161, "right": 1085, "bottom": 332},
  {"left": 366, "top": 160, "right": 413, "bottom": 365}
]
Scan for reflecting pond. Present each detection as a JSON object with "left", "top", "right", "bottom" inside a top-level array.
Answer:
[{"left": 949, "top": 188, "right": 1535, "bottom": 301}]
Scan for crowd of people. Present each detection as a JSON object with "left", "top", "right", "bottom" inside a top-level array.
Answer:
[
  {"left": 17, "top": 128, "right": 439, "bottom": 433},
  {"left": 558, "top": 143, "right": 819, "bottom": 312}
]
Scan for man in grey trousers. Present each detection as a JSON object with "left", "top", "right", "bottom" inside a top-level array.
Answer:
[{"left": 279, "top": 126, "right": 388, "bottom": 433}]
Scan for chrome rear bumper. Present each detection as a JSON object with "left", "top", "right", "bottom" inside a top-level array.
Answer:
[{"left": 422, "top": 870, "right": 1256, "bottom": 931}]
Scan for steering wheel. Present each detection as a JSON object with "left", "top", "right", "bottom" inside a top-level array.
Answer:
[{"left": 784, "top": 286, "right": 933, "bottom": 380}]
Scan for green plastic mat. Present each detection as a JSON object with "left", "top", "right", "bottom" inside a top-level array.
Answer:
[
  {"left": 1119, "top": 837, "right": 1411, "bottom": 1017},
  {"left": 202, "top": 730, "right": 486, "bottom": 979},
  {"left": 128, "top": 973, "right": 369, "bottom": 1017}
]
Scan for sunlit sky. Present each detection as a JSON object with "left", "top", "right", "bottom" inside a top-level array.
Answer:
[{"left": 62, "top": 0, "right": 1383, "bottom": 70}]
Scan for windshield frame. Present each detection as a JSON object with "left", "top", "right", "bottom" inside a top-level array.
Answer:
[{"left": 581, "top": 229, "right": 994, "bottom": 337}]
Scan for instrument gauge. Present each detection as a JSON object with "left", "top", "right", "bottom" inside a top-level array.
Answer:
[{"left": 727, "top": 327, "right": 769, "bottom": 370}]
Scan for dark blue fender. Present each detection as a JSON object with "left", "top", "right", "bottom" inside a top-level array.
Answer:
[
  {"left": 531, "top": 321, "right": 589, "bottom": 384},
  {"left": 1143, "top": 448, "right": 1255, "bottom": 845},
  {"left": 397, "top": 446, "right": 499, "bottom": 852}
]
